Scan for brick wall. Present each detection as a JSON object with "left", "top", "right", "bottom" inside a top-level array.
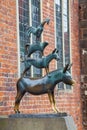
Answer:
[
  {"left": 0, "top": 0, "right": 18, "bottom": 114},
  {"left": 42, "top": 1, "right": 83, "bottom": 130},
  {"left": 42, "top": 0, "right": 56, "bottom": 72},
  {"left": 0, "top": 0, "right": 83, "bottom": 130},
  {"left": 70, "top": 1, "right": 83, "bottom": 130}
]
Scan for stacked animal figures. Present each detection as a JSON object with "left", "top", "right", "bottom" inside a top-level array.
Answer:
[{"left": 14, "top": 18, "right": 75, "bottom": 113}]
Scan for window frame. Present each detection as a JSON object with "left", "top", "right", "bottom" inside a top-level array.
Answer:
[
  {"left": 16, "top": 0, "right": 20, "bottom": 77},
  {"left": 30, "top": 0, "right": 42, "bottom": 77}
]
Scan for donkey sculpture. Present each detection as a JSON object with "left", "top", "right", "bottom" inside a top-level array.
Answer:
[
  {"left": 22, "top": 48, "right": 60, "bottom": 76},
  {"left": 26, "top": 18, "right": 50, "bottom": 38},
  {"left": 25, "top": 41, "right": 49, "bottom": 57},
  {"left": 14, "top": 64, "right": 75, "bottom": 113}
]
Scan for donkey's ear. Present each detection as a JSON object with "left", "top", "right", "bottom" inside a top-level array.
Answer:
[
  {"left": 56, "top": 49, "right": 59, "bottom": 53},
  {"left": 52, "top": 48, "right": 56, "bottom": 53},
  {"left": 68, "top": 63, "right": 73, "bottom": 70},
  {"left": 63, "top": 64, "right": 69, "bottom": 73}
]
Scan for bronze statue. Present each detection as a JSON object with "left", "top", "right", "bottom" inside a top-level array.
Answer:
[
  {"left": 14, "top": 64, "right": 75, "bottom": 113},
  {"left": 25, "top": 41, "right": 49, "bottom": 57},
  {"left": 22, "top": 48, "right": 60, "bottom": 76},
  {"left": 25, "top": 18, "right": 50, "bottom": 38},
  {"left": 14, "top": 18, "right": 75, "bottom": 114}
]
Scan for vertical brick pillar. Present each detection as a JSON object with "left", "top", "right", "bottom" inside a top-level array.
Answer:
[
  {"left": 79, "top": 0, "right": 87, "bottom": 130},
  {"left": 0, "top": 1, "right": 83, "bottom": 130},
  {"left": 0, "top": 0, "right": 18, "bottom": 114},
  {"left": 42, "top": 0, "right": 56, "bottom": 72}
]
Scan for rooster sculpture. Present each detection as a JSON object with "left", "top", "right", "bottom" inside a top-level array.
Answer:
[
  {"left": 25, "top": 18, "right": 50, "bottom": 38},
  {"left": 22, "top": 49, "right": 60, "bottom": 76}
]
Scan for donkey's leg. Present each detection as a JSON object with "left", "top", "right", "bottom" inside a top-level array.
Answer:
[
  {"left": 48, "top": 91, "right": 53, "bottom": 110},
  {"left": 51, "top": 91, "right": 60, "bottom": 113},
  {"left": 48, "top": 91, "right": 57, "bottom": 113},
  {"left": 14, "top": 93, "right": 20, "bottom": 113},
  {"left": 48, "top": 91, "right": 59, "bottom": 113},
  {"left": 14, "top": 91, "right": 25, "bottom": 113}
]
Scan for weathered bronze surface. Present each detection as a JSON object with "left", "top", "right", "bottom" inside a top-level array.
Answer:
[
  {"left": 25, "top": 18, "right": 50, "bottom": 38},
  {"left": 14, "top": 64, "right": 75, "bottom": 113},
  {"left": 22, "top": 48, "right": 60, "bottom": 76},
  {"left": 25, "top": 41, "right": 49, "bottom": 57},
  {"left": 15, "top": 18, "right": 75, "bottom": 114}
]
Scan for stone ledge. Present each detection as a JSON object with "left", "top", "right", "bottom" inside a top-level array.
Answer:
[
  {"left": 0, "top": 114, "right": 77, "bottom": 130},
  {"left": 9, "top": 113, "right": 67, "bottom": 118}
]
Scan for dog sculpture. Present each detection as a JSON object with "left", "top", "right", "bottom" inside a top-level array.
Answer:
[
  {"left": 14, "top": 64, "right": 75, "bottom": 113},
  {"left": 22, "top": 48, "right": 60, "bottom": 76}
]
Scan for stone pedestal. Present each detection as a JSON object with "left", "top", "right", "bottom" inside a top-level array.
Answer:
[{"left": 0, "top": 113, "right": 77, "bottom": 130}]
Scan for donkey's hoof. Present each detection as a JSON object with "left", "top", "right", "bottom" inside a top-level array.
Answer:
[
  {"left": 14, "top": 110, "right": 20, "bottom": 114},
  {"left": 17, "top": 111, "right": 20, "bottom": 114},
  {"left": 56, "top": 112, "right": 67, "bottom": 116}
]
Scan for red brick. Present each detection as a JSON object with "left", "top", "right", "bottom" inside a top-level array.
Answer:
[{"left": 0, "top": 1, "right": 83, "bottom": 130}]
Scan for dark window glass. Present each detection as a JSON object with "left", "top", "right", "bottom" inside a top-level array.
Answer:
[
  {"left": 19, "top": 0, "right": 31, "bottom": 76},
  {"left": 55, "top": 1, "right": 63, "bottom": 69},
  {"left": 31, "top": 0, "right": 42, "bottom": 77}
]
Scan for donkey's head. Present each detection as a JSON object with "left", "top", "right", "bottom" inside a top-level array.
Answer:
[
  {"left": 52, "top": 48, "right": 60, "bottom": 61},
  {"left": 62, "top": 64, "right": 75, "bottom": 86}
]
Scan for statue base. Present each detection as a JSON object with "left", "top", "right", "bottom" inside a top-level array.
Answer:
[{"left": 0, "top": 113, "right": 77, "bottom": 130}]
